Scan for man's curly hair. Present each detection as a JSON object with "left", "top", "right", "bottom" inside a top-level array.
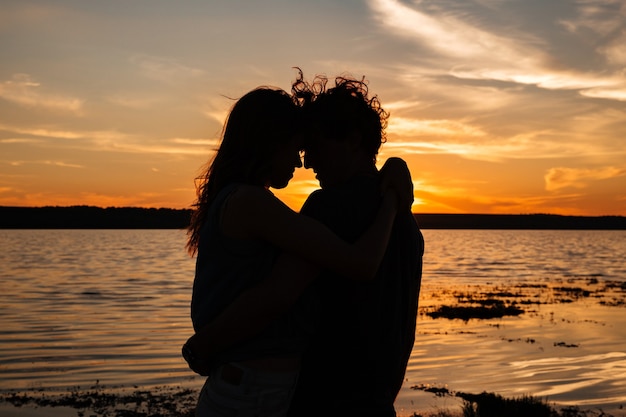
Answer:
[{"left": 291, "top": 68, "right": 389, "bottom": 164}]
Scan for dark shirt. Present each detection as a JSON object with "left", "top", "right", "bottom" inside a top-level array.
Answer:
[
  {"left": 288, "top": 174, "right": 424, "bottom": 417},
  {"left": 191, "top": 184, "right": 314, "bottom": 365}
]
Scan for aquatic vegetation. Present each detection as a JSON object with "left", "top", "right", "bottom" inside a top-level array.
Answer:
[
  {"left": 410, "top": 385, "right": 615, "bottom": 417},
  {"left": 0, "top": 383, "right": 197, "bottom": 417},
  {"left": 424, "top": 300, "right": 524, "bottom": 321},
  {"left": 458, "top": 392, "right": 553, "bottom": 417}
]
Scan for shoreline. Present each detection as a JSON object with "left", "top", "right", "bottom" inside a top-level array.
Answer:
[{"left": 1, "top": 384, "right": 619, "bottom": 417}]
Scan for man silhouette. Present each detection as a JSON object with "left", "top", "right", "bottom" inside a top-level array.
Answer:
[{"left": 286, "top": 74, "right": 424, "bottom": 417}]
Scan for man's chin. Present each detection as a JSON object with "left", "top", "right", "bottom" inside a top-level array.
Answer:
[{"left": 315, "top": 175, "right": 325, "bottom": 189}]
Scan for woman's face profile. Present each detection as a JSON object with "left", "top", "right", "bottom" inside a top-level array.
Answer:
[{"left": 266, "top": 134, "right": 304, "bottom": 189}]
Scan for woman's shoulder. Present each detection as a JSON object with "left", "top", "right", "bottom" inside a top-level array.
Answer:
[
  {"left": 220, "top": 184, "right": 291, "bottom": 239},
  {"left": 222, "top": 184, "right": 282, "bottom": 222},
  {"left": 228, "top": 184, "right": 274, "bottom": 205}
]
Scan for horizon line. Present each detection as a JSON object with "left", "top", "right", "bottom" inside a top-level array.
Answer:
[{"left": 1, "top": 205, "right": 625, "bottom": 218}]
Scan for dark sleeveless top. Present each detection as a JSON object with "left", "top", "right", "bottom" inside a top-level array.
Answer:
[{"left": 190, "top": 184, "right": 315, "bottom": 364}]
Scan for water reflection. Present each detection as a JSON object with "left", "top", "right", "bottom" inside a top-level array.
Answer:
[{"left": 0, "top": 229, "right": 625, "bottom": 415}]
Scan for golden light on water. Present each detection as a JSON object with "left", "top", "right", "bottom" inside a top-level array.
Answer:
[{"left": 1, "top": 229, "right": 625, "bottom": 415}]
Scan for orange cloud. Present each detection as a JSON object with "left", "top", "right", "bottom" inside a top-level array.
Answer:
[{"left": 545, "top": 166, "right": 626, "bottom": 191}]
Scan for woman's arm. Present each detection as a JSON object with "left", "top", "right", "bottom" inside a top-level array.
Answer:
[
  {"left": 380, "top": 157, "right": 414, "bottom": 211},
  {"left": 183, "top": 197, "right": 394, "bottom": 375},
  {"left": 184, "top": 253, "right": 318, "bottom": 375},
  {"left": 223, "top": 157, "right": 413, "bottom": 281},
  {"left": 224, "top": 186, "right": 398, "bottom": 281}
]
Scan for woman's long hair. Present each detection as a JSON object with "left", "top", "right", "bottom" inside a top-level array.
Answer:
[{"left": 186, "top": 87, "right": 298, "bottom": 255}]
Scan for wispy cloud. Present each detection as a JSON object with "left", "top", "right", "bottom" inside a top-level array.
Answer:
[
  {"left": 0, "top": 122, "right": 218, "bottom": 155},
  {"left": 449, "top": 67, "right": 619, "bottom": 91},
  {"left": 559, "top": 0, "right": 625, "bottom": 38},
  {"left": 130, "top": 54, "right": 206, "bottom": 83},
  {"left": 580, "top": 87, "right": 626, "bottom": 101},
  {"left": 545, "top": 166, "right": 626, "bottom": 191},
  {"left": 0, "top": 74, "right": 84, "bottom": 113},
  {"left": 0, "top": 138, "right": 43, "bottom": 144},
  {"left": 367, "top": 0, "right": 626, "bottom": 100},
  {"left": 7, "top": 160, "right": 83, "bottom": 168},
  {"left": 384, "top": 126, "right": 623, "bottom": 163},
  {"left": 105, "top": 94, "right": 163, "bottom": 109},
  {"left": 388, "top": 116, "right": 487, "bottom": 138},
  {"left": 200, "top": 94, "right": 237, "bottom": 125},
  {"left": 117, "top": 140, "right": 219, "bottom": 156},
  {"left": 598, "top": 32, "right": 626, "bottom": 65},
  {"left": 415, "top": 186, "right": 597, "bottom": 215},
  {"left": 368, "top": 0, "right": 543, "bottom": 64},
  {"left": 42, "top": 160, "right": 84, "bottom": 168},
  {"left": 0, "top": 123, "right": 85, "bottom": 139},
  {"left": 171, "top": 137, "right": 220, "bottom": 146},
  {"left": 383, "top": 139, "right": 517, "bottom": 162}
]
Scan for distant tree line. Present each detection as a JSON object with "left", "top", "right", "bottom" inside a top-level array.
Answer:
[
  {"left": 414, "top": 213, "right": 626, "bottom": 230},
  {"left": 0, "top": 206, "right": 193, "bottom": 229},
  {"left": 1, "top": 206, "right": 625, "bottom": 230}
]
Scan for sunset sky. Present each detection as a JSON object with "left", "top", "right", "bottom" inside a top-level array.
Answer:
[{"left": 1, "top": 0, "right": 625, "bottom": 215}]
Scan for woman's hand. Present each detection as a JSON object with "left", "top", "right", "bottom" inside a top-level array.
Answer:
[
  {"left": 182, "top": 334, "right": 214, "bottom": 376},
  {"left": 379, "top": 157, "right": 414, "bottom": 211}
]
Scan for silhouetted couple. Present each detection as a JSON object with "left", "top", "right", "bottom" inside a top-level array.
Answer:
[{"left": 183, "top": 70, "right": 424, "bottom": 417}]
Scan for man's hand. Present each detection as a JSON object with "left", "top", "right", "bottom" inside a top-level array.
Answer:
[{"left": 379, "top": 157, "right": 414, "bottom": 211}]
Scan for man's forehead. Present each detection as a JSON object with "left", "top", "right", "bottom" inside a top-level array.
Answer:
[
  {"left": 301, "top": 134, "right": 316, "bottom": 151},
  {"left": 303, "top": 132, "right": 333, "bottom": 150},
  {"left": 289, "top": 133, "right": 306, "bottom": 148}
]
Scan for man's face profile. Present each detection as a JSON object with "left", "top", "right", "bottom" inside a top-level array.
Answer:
[{"left": 304, "top": 134, "right": 352, "bottom": 189}]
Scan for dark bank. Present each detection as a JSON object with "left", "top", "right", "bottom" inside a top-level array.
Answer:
[{"left": 1, "top": 206, "right": 625, "bottom": 230}]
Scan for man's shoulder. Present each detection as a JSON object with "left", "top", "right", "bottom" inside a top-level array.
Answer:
[{"left": 302, "top": 175, "right": 379, "bottom": 211}]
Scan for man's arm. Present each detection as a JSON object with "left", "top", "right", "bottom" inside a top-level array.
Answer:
[{"left": 184, "top": 253, "right": 318, "bottom": 374}]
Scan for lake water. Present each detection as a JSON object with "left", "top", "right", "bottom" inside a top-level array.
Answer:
[{"left": 0, "top": 229, "right": 625, "bottom": 416}]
